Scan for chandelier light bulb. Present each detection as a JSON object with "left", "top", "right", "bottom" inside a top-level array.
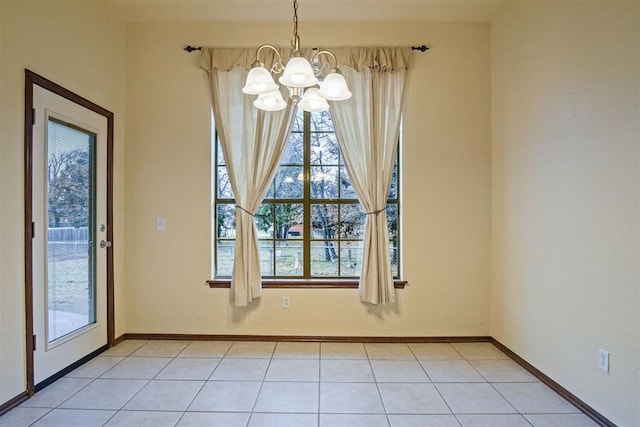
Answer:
[
  {"left": 291, "top": 73, "right": 306, "bottom": 85},
  {"left": 319, "top": 72, "right": 352, "bottom": 101},
  {"left": 253, "top": 90, "right": 287, "bottom": 111},
  {"left": 279, "top": 57, "right": 317, "bottom": 88},
  {"left": 242, "top": 66, "right": 278, "bottom": 95},
  {"left": 298, "top": 87, "right": 329, "bottom": 113}
]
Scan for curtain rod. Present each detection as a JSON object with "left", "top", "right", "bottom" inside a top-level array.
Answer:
[{"left": 183, "top": 45, "right": 429, "bottom": 53}]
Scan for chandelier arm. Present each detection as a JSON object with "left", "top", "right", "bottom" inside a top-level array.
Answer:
[
  {"left": 255, "top": 44, "right": 285, "bottom": 74},
  {"left": 310, "top": 50, "right": 339, "bottom": 73}
]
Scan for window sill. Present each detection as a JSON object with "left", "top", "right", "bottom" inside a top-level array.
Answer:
[{"left": 207, "top": 279, "right": 407, "bottom": 289}]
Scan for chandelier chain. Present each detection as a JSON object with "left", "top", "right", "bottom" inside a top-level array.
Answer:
[{"left": 292, "top": 0, "right": 299, "bottom": 50}]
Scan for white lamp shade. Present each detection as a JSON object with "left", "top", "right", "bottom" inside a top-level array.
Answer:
[
  {"left": 318, "top": 72, "right": 352, "bottom": 101},
  {"left": 253, "top": 90, "right": 287, "bottom": 111},
  {"left": 279, "top": 57, "right": 318, "bottom": 88},
  {"left": 243, "top": 66, "right": 279, "bottom": 95},
  {"left": 298, "top": 88, "right": 329, "bottom": 113}
]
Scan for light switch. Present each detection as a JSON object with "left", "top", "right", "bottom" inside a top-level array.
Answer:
[{"left": 156, "top": 217, "right": 166, "bottom": 231}]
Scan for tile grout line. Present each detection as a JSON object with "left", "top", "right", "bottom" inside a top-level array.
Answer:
[
  {"left": 176, "top": 339, "right": 228, "bottom": 426},
  {"left": 363, "top": 343, "right": 391, "bottom": 426},
  {"left": 413, "top": 343, "right": 462, "bottom": 426},
  {"left": 95, "top": 341, "right": 149, "bottom": 426},
  {"left": 245, "top": 341, "right": 278, "bottom": 427},
  {"left": 317, "top": 342, "right": 322, "bottom": 427},
  {"left": 101, "top": 340, "right": 186, "bottom": 425}
]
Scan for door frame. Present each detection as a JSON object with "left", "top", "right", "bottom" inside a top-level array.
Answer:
[{"left": 24, "top": 69, "right": 115, "bottom": 395}]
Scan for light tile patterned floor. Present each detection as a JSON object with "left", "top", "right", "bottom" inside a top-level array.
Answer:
[{"left": 0, "top": 340, "right": 600, "bottom": 426}]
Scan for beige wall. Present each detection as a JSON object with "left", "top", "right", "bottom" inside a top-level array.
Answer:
[
  {"left": 0, "top": 1, "right": 126, "bottom": 403},
  {"left": 124, "top": 21, "right": 491, "bottom": 336},
  {"left": 491, "top": 2, "right": 640, "bottom": 426}
]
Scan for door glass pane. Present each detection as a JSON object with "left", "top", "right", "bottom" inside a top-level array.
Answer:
[{"left": 47, "top": 118, "right": 96, "bottom": 343}]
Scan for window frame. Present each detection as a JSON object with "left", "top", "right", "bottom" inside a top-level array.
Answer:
[{"left": 211, "top": 110, "right": 404, "bottom": 288}]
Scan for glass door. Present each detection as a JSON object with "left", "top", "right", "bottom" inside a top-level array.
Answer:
[{"left": 32, "top": 84, "right": 109, "bottom": 385}]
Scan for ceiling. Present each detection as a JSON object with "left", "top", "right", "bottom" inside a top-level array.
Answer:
[{"left": 108, "top": 0, "right": 506, "bottom": 23}]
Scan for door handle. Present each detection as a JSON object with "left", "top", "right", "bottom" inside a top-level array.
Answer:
[{"left": 99, "top": 240, "right": 112, "bottom": 249}]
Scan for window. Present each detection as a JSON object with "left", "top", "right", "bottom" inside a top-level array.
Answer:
[{"left": 213, "top": 109, "right": 400, "bottom": 280}]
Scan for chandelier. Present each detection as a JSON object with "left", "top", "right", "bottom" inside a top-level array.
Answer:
[{"left": 242, "top": 0, "right": 352, "bottom": 112}]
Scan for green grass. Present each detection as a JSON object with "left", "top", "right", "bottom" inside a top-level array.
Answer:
[{"left": 216, "top": 243, "right": 365, "bottom": 277}]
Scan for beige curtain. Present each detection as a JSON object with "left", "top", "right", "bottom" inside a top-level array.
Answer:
[
  {"left": 326, "top": 47, "right": 411, "bottom": 305},
  {"left": 200, "top": 48, "right": 296, "bottom": 306}
]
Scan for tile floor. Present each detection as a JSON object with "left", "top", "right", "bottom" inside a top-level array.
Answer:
[{"left": 0, "top": 340, "right": 600, "bottom": 427}]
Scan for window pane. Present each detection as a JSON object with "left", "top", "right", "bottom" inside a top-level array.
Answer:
[
  {"left": 339, "top": 166, "right": 357, "bottom": 199},
  {"left": 215, "top": 240, "right": 234, "bottom": 276},
  {"left": 275, "top": 241, "right": 303, "bottom": 276},
  {"left": 390, "top": 239, "right": 399, "bottom": 277},
  {"left": 259, "top": 240, "right": 274, "bottom": 275},
  {"left": 255, "top": 204, "right": 274, "bottom": 238},
  {"left": 216, "top": 204, "right": 236, "bottom": 238},
  {"left": 310, "top": 166, "right": 338, "bottom": 199},
  {"left": 309, "top": 110, "right": 333, "bottom": 132},
  {"left": 340, "top": 241, "right": 362, "bottom": 277},
  {"left": 311, "top": 204, "right": 338, "bottom": 239},
  {"left": 264, "top": 182, "right": 274, "bottom": 199},
  {"left": 217, "top": 166, "right": 234, "bottom": 199},
  {"left": 340, "top": 204, "right": 365, "bottom": 239},
  {"left": 282, "top": 132, "right": 303, "bottom": 164},
  {"left": 311, "top": 133, "right": 339, "bottom": 166},
  {"left": 311, "top": 241, "right": 338, "bottom": 276},
  {"left": 388, "top": 165, "right": 398, "bottom": 199},
  {"left": 276, "top": 203, "right": 303, "bottom": 239},
  {"left": 217, "top": 143, "right": 226, "bottom": 165},
  {"left": 386, "top": 204, "right": 398, "bottom": 240},
  {"left": 275, "top": 166, "right": 303, "bottom": 199}
]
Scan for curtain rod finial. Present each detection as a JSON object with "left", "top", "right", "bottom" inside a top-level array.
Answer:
[
  {"left": 411, "top": 45, "right": 429, "bottom": 52},
  {"left": 184, "top": 45, "right": 202, "bottom": 53}
]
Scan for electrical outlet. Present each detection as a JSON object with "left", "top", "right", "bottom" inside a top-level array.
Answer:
[
  {"left": 156, "top": 217, "right": 166, "bottom": 231},
  {"left": 598, "top": 348, "right": 609, "bottom": 373},
  {"left": 282, "top": 296, "right": 291, "bottom": 309}
]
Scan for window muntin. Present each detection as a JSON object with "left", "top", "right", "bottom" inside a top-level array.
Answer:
[{"left": 213, "top": 109, "right": 400, "bottom": 280}]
